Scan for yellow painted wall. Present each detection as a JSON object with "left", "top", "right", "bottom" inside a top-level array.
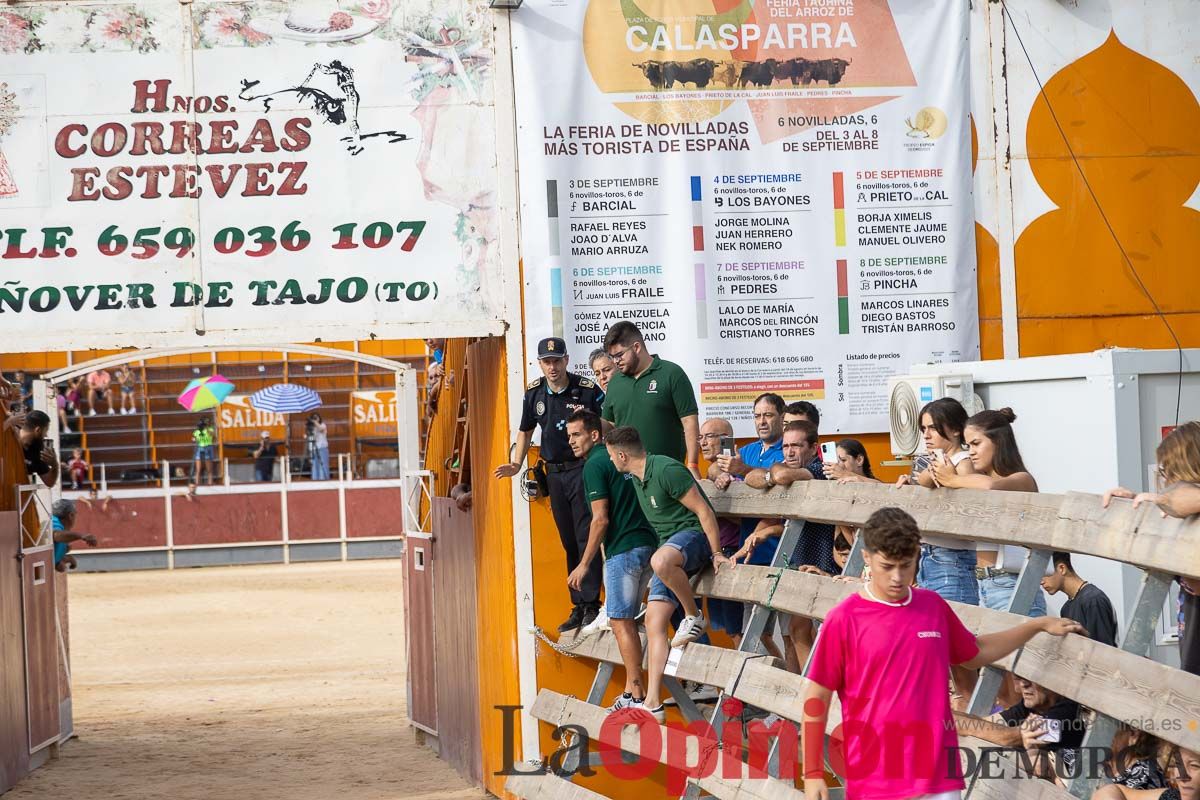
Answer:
[{"left": 1013, "top": 33, "right": 1200, "bottom": 357}]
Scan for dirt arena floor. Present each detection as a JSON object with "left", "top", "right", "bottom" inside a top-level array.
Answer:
[{"left": 7, "top": 560, "right": 486, "bottom": 800}]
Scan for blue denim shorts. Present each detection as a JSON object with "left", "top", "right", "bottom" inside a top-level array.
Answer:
[
  {"left": 919, "top": 545, "right": 979, "bottom": 606},
  {"left": 194, "top": 445, "right": 214, "bottom": 461},
  {"left": 604, "top": 545, "right": 653, "bottom": 619},
  {"left": 647, "top": 529, "right": 712, "bottom": 609},
  {"left": 707, "top": 546, "right": 744, "bottom": 634},
  {"left": 979, "top": 573, "right": 1047, "bottom": 617}
]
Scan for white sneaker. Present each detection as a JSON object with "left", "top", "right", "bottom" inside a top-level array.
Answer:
[
  {"left": 62, "top": 426, "right": 71, "bottom": 434},
  {"left": 581, "top": 606, "right": 610, "bottom": 637},
  {"left": 670, "top": 613, "right": 707, "bottom": 647},
  {"left": 646, "top": 703, "right": 666, "bottom": 723},
  {"left": 107, "top": 407, "right": 115, "bottom": 415},
  {"left": 88, "top": 409, "right": 96, "bottom": 417},
  {"left": 608, "top": 693, "right": 641, "bottom": 713}
]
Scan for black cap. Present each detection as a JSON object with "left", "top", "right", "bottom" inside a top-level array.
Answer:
[{"left": 537, "top": 337, "right": 567, "bottom": 359}]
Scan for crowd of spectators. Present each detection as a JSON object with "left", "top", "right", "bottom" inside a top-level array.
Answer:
[{"left": 495, "top": 320, "right": 1199, "bottom": 798}]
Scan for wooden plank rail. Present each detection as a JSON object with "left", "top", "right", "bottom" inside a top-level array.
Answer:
[
  {"left": 703, "top": 481, "right": 1200, "bottom": 580},
  {"left": 530, "top": 690, "right": 805, "bottom": 800},
  {"left": 695, "top": 566, "right": 1200, "bottom": 753},
  {"left": 544, "top": 623, "right": 1077, "bottom": 799},
  {"left": 506, "top": 773, "right": 614, "bottom": 800},
  {"left": 564, "top": 633, "right": 843, "bottom": 730},
  {"left": 533, "top": 480, "right": 1199, "bottom": 799}
]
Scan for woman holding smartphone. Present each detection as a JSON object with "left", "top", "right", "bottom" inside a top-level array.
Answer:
[
  {"left": 930, "top": 407, "right": 1047, "bottom": 616},
  {"left": 897, "top": 398, "right": 980, "bottom": 604},
  {"left": 825, "top": 438, "right": 878, "bottom": 484}
]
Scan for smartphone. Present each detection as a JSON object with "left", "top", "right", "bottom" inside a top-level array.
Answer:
[
  {"left": 931, "top": 448, "right": 946, "bottom": 465},
  {"left": 820, "top": 441, "right": 839, "bottom": 465},
  {"left": 1037, "top": 718, "right": 1063, "bottom": 744},
  {"left": 719, "top": 435, "right": 735, "bottom": 456}
]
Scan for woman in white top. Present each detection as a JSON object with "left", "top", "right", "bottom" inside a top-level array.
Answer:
[
  {"left": 308, "top": 412, "right": 330, "bottom": 480},
  {"left": 930, "top": 407, "right": 1047, "bottom": 617}
]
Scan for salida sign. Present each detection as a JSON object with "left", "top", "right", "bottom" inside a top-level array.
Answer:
[
  {"left": 217, "top": 394, "right": 286, "bottom": 445},
  {"left": 351, "top": 390, "right": 397, "bottom": 439}
]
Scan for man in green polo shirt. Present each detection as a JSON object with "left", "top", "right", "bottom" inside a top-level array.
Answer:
[
  {"left": 602, "top": 321, "right": 701, "bottom": 479},
  {"left": 606, "top": 426, "right": 731, "bottom": 722},
  {"left": 566, "top": 410, "right": 658, "bottom": 712}
]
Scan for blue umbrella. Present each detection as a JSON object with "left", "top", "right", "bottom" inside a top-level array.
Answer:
[{"left": 249, "top": 383, "right": 322, "bottom": 414}]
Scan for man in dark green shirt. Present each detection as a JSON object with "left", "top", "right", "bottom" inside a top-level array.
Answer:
[
  {"left": 567, "top": 410, "right": 658, "bottom": 711},
  {"left": 606, "top": 426, "right": 730, "bottom": 722},
  {"left": 602, "top": 321, "right": 701, "bottom": 478}
]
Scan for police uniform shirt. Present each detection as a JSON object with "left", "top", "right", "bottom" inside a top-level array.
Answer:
[{"left": 519, "top": 373, "right": 603, "bottom": 463}]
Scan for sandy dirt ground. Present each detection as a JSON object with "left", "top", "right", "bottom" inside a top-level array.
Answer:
[{"left": 6, "top": 560, "right": 487, "bottom": 800}]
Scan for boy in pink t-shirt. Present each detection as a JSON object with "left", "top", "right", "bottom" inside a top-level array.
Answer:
[{"left": 802, "top": 508, "right": 1084, "bottom": 800}]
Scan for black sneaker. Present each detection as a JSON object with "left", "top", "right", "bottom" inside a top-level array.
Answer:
[
  {"left": 557, "top": 606, "right": 585, "bottom": 633},
  {"left": 581, "top": 605, "right": 600, "bottom": 629}
]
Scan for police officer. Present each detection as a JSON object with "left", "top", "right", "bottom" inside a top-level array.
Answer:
[{"left": 494, "top": 337, "right": 605, "bottom": 632}]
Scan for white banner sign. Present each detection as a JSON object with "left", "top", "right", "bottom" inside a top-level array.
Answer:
[
  {"left": 0, "top": 0, "right": 501, "bottom": 349},
  {"left": 513, "top": 0, "right": 978, "bottom": 435}
]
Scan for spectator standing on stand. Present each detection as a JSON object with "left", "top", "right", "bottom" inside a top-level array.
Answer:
[
  {"left": 932, "top": 407, "right": 1045, "bottom": 710},
  {"left": 114, "top": 363, "right": 138, "bottom": 415},
  {"left": 606, "top": 426, "right": 730, "bottom": 722},
  {"left": 192, "top": 417, "right": 215, "bottom": 486},
  {"left": 738, "top": 419, "right": 837, "bottom": 669},
  {"left": 1105, "top": 420, "right": 1200, "bottom": 674},
  {"left": 1041, "top": 551, "right": 1119, "bottom": 647},
  {"left": 254, "top": 431, "right": 279, "bottom": 483},
  {"left": 931, "top": 408, "right": 1047, "bottom": 616},
  {"left": 495, "top": 337, "right": 605, "bottom": 633},
  {"left": 713, "top": 394, "right": 792, "bottom": 661},
  {"left": 308, "top": 413, "right": 330, "bottom": 480},
  {"left": 4, "top": 409, "right": 59, "bottom": 487},
  {"left": 11, "top": 370, "right": 33, "bottom": 411},
  {"left": 783, "top": 401, "right": 820, "bottom": 428},
  {"left": 566, "top": 410, "right": 658, "bottom": 711},
  {"left": 602, "top": 321, "right": 701, "bottom": 478},
  {"left": 588, "top": 348, "right": 616, "bottom": 393}
]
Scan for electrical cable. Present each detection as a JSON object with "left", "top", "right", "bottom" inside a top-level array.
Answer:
[{"left": 1000, "top": 1, "right": 1185, "bottom": 426}]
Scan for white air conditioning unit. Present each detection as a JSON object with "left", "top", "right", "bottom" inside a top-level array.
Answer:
[{"left": 887, "top": 370, "right": 981, "bottom": 457}]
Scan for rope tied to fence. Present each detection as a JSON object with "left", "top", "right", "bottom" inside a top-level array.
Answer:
[{"left": 762, "top": 566, "right": 786, "bottom": 612}]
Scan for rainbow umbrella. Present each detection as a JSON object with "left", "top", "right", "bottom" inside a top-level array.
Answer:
[{"left": 178, "top": 374, "right": 235, "bottom": 411}]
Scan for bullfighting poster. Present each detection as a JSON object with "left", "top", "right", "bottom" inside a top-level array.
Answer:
[{"left": 513, "top": 0, "right": 979, "bottom": 435}]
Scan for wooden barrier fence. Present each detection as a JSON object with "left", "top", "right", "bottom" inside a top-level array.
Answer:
[{"left": 507, "top": 480, "right": 1200, "bottom": 800}]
